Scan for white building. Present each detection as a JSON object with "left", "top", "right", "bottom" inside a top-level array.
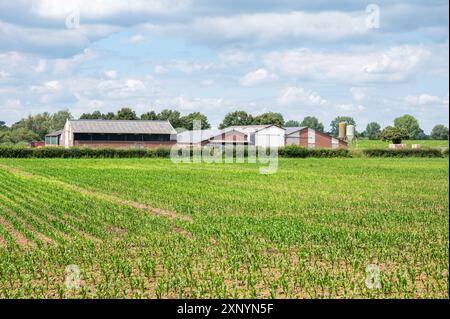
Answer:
[{"left": 228, "top": 125, "right": 286, "bottom": 148}]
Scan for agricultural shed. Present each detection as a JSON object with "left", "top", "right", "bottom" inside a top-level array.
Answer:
[
  {"left": 177, "top": 128, "right": 248, "bottom": 147},
  {"left": 285, "top": 127, "right": 348, "bottom": 149},
  {"left": 228, "top": 125, "right": 286, "bottom": 148},
  {"left": 59, "top": 120, "right": 177, "bottom": 149}
]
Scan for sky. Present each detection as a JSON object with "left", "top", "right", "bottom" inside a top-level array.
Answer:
[{"left": 0, "top": 0, "right": 448, "bottom": 132}]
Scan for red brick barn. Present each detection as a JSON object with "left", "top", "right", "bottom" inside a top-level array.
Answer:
[
  {"left": 177, "top": 128, "right": 248, "bottom": 147},
  {"left": 285, "top": 127, "right": 348, "bottom": 149}
]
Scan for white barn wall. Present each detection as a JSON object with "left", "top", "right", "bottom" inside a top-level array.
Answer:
[{"left": 254, "top": 126, "right": 285, "bottom": 148}]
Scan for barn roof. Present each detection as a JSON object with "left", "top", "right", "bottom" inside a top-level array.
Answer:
[
  {"left": 228, "top": 124, "right": 285, "bottom": 133},
  {"left": 285, "top": 127, "right": 307, "bottom": 135},
  {"left": 177, "top": 128, "right": 246, "bottom": 144},
  {"left": 68, "top": 120, "right": 176, "bottom": 135},
  {"left": 45, "top": 130, "right": 63, "bottom": 137}
]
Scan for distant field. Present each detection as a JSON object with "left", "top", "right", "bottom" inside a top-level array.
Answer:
[
  {"left": 0, "top": 158, "right": 448, "bottom": 298},
  {"left": 350, "top": 139, "right": 449, "bottom": 149}
]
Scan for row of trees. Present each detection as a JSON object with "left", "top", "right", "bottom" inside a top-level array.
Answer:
[
  {"left": 0, "top": 110, "right": 72, "bottom": 146},
  {"left": 361, "top": 115, "right": 449, "bottom": 141},
  {"left": 1, "top": 108, "right": 448, "bottom": 145},
  {"left": 80, "top": 108, "right": 211, "bottom": 130}
]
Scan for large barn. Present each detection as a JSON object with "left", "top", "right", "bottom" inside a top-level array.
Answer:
[
  {"left": 177, "top": 128, "right": 248, "bottom": 147},
  {"left": 51, "top": 120, "right": 177, "bottom": 149},
  {"left": 285, "top": 127, "right": 348, "bottom": 149}
]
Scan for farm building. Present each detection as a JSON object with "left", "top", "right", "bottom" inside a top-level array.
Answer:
[
  {"left": 177, "top": 128, "right": 248, "bottom": 147},
  {"left": 57, "top": 120, "right": 177, "bottom": 148},
  {"left": 44, "top": 130, "right": 63, "bottom": 147},
  {"left": 228, "top": 125, "right": 286, "bottom": 148},
  {"left": 285, "top": 127, "right": 348, "bottom": 149}
]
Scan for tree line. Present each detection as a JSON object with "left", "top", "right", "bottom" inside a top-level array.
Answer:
[{"left": 1, "top": 107, "right": 448, "bottom": 146}]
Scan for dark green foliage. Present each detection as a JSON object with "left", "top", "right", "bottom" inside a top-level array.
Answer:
[
  {"left": 219, "top": 111, "right": 254, "bottom": 129},
  {"left": 0, "top": 147, "right": 164, "bottom": 158},
  {"left": 284, "top": 120, "right": 300, "bottom": 128},
  {"left": 394, "top": 114, "right": 422, "bottom": 139},
  {"left": 115, "top": 107, "right": 138, "bottom": 120},
  {"left": 379, "top": 126, "right": 410, "bottom": 144},
  {"left": 364, "top": 122, "right": 381, "bottom": 140},
  {"left": 278, "top": 145, "right": 351, "bottom": 158},
  {"left": 362, "top": 148, "right": 444, "bottom": 158},
  {"left": 300, "top": 116, "right": 324, "bottom": 132},
  {"left": 431, "top": 125, "right": 449, "bottom": 140},
  {"left": 252, "top": 112, "right": 285, "bottom": 127}
]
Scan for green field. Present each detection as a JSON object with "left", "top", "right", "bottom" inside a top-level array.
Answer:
[
  {"left": 350, "top": 139, "right": 449, "bottom": 149},
  {"left": 0, "top": 158, "right": 448, "bottom": 298}
]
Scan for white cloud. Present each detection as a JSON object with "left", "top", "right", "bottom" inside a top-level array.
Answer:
[
  {"left": 154, "top": 65, "right": 169, "bottom": 75},
  {"left": 31, "top": 0, "right": 190, "bottom": 20},
  {"left": 189, "top": 11, "right": 371, "bottom": 45},
  {"left": 0, "top": 20, "right": 118, "bottom": 57},
  {"left": 129, "top": 34, "right": 145, "bottom": 44},
  {"left": 350, "top": 87, "right": 368, "bottom": 102},
  {"left": 239, "top": 68, "right": 277, "bottom": 87},
  {"left": 104, "top": 70, "right": 118, "bottom": 79},
  {"left": 277, "top": 86, "right": 327, "bottom": 106},
  {"left": 336, "top": 103, "right": 365, "bottom": 112},
  {"left": 201, "top": 79, "right": 214, "bottom": 86},
  {"left": 264, "top": 45, "right": 432, "bottom": 83},
  {"left": 405, "top": 94, "right": 449, "bottom": 106},
  {"left": 219, "top": 50, "right": 255, "bottom": 65}
]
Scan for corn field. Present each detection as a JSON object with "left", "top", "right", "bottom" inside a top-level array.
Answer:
[{"left": 0, "top": 158, "right": 448, "bottom": 298}]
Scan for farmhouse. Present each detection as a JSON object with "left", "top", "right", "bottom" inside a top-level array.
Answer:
[
  {"left": 177, "top": 128, "right": 248, "bottom": 147},
  {"left": 54, "top": 120, "right": 177, "bottom": 148},
  {"left": 285, "top": 127, "right": 348, "bottom": 149}
]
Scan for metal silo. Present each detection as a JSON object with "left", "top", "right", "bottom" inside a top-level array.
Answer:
[{"left": 339, "top": 122, "right": 347, "bottom": 140}]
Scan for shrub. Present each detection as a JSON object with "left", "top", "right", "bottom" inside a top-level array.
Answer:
[
  {"left": 362, "top": 148, "right": 443, "bottom": 158},
  {"left": 279, "top": 146, "right": 351, "bottom": 158},
  {"left": 0, "top": 147, "right": 171, "bottom": 159}
]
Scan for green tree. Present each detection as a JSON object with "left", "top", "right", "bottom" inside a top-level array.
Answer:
[
  {"left": 180, "top": 112, "right": 211, "bottom": 130},
  {"left": 115, "top": 107, "right": 138, "bottom": 120},
  {"left": 431, "top": 125, "right": 449, "bottom": 140},
  {"left": 284, "top": 120, "right": 300, "bottom": 127},
  {"left": 365, "top": 122, "right": 381, "bottom": 140},
  {"left": 80, "top": 110, "right": 104, "bottom": 119},
  {"left": 11, "top": 112, "right": 52, "bottom": 140},
  {"left": 300, "top": 116, "right": 324, "bottom": 132},
  {"left": 394, "top": 114, "right": 421, "bottom": 139},
  {"left": 156, "top": 109, "right": 183, "bottom": 128},
  {"left": 50, "top": 109, "right": 72, "bottom": 131},
  {"left": 252, "top": 112, "right": 285, "bottom": 127},
  {"left": 379, "top": 126, "right": 409, "bottom": 144},
  {"left": 141, "top": 111, "right": 158, "bottom": 120},
  {"left": 330, "top": 116, "right": 356, "bottom": 138},
  {"left": 0, "top": 121, "right": 7, "bottom": 130},
  {"left": 103, "top": 112, "right": 116, "bottom": 120},
  {"left": 219, "top": 111, "right": 254, "bottom": 129}
]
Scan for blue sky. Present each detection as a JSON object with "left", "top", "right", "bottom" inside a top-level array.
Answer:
[{"left": 0, "top": 0, "right": 448, "bottom": 132}]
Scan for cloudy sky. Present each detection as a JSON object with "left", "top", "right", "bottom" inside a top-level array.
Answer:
[{"left": 0, "top": 0, "right": 448, "bottom": 131}]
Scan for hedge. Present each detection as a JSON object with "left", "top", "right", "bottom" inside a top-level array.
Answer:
[
  {"left": 0, "top": 146, "right": 446, "bottom": 159},
  {"left": 362, "top": 148, "right": 445, "bottom": 158},
  {"left": 0, "top": 147, "right": 171, "bottom": 159},
  {"left": 278, "top": 145, "right": 351, "bottom": 158}
]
